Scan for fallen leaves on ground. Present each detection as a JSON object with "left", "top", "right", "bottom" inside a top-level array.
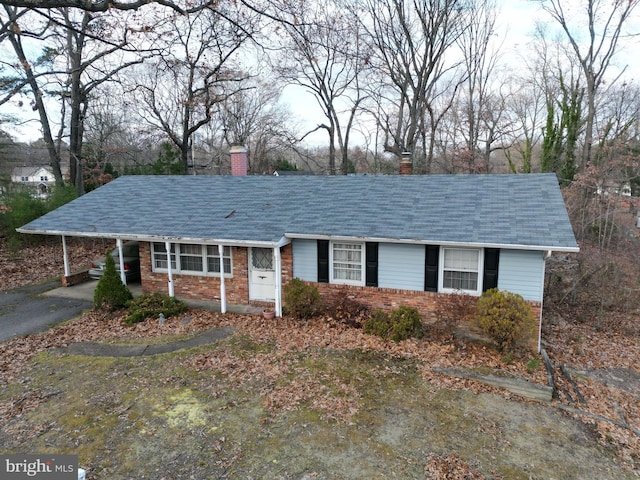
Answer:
[
  {"left": 545, "top": 314, "right": 640, "bottom": 469},
  {"left": 424, "top": 453, "right": 492, "bottom": 480},
  {"left": 0, "top": 237, "right": 109, "bottom": 291},
  {"left": 1, "top": 239, "right": 639, "bottom": 474}
]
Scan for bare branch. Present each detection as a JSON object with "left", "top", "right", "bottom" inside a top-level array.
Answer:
[{"left": 0, "top": 0, "right": 217, "bottom": 14}]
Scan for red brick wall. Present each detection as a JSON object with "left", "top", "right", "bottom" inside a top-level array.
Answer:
[
  {"left": 308, "top": 281, "right": 542, "bottom": 335},
  {"left": 138, "top": 241, "right": 541, "bottom": 341},
  {"left": 62, "top": 270, "right": 90, "bottom": 287},
  {"left": 138, "top": 242, "right": 293, "bottom": 306}
]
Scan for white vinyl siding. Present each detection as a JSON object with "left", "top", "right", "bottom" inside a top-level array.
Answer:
[
  {"left": 152, "top": 243, "right": 232, "bottom": 277},
  {"left": 497, "top": 249, "right": 545, "bottom": 302},
  {"left": 378, "top": 243, "right": 425, "bottom": 290},
  {"left": 292, "top": 239, "right": 317, "bottom": 281}
]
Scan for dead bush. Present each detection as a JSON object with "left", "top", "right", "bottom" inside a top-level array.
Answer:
[{"left": 434, "top": 292, "right": 478, "bottom": 335}]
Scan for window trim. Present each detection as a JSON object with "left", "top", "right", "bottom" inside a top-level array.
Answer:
[
  {"left": 151, "top": 243, "right": 233, "bottom": 278},
  {"left": 438, "top": 247, "right": 484, "bottom": 296},
  {"left": 329, "top": 241, "right": 365, "bottom": 286}
]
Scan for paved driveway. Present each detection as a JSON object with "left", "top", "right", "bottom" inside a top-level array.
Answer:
[
  {"left": 0, "top": 279, "right": 253, "bottom": 343},
  {"left": 0, "top": 279, "right": 93, "bottom": 343}
]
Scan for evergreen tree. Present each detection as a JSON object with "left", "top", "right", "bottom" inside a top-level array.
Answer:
[{"left": 94, "top": 249, "right": 133, "bottom": 310}]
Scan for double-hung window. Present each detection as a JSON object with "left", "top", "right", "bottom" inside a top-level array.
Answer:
[
  {"left": 440, "top": 247, "right": 482, "bottom": 295},
  {"left": 152, "top": 243, "right": 232, "bottom": 277},
  {"left": 331, "top": 242, "right": 364, "bottom": 285},
  {"left": 153, "top": 243, "right": 176, "bottom": 270},
  {"left": 179, "top": 244, "right": 203, "bottom": 272},
  {"left": 207, "top": 245, "right": 232, "bottom": 275}
]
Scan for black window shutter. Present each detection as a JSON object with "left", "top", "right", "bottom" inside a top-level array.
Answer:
[
  {"left": 425, "top": 245, "right": 439, "bottom": 292},
  {"left": 365, "top": 242, "right": 378, "bottom": 287},
  {"left": 317, "top": 240, "right": 329, "bottom": 283},
  {"left": 483, "top": 248, "right": 500, "bottom": 291}
]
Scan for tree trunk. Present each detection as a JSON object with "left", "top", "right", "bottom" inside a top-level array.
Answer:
[{"left": 4, "top": 7, "right": 65, "bottom": 186}]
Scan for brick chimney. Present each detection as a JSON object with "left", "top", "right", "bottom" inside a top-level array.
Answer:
[
  {"left": 230, "top": 145, "right": 248, "bottom": 176},
  {"left": 399, "top": 151, "right": 412, "bottom": 175}
]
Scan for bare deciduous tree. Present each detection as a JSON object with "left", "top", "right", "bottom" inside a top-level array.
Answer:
[
  {"left": 55, "top": 7, "right": 142, "bottom": 194},
  {"left": 1, "top": 6, "right": 144, "bottom": 193},
  {"left": 131, "top": 6, "right": 256, "bottom": 173},
  {"left": 1, "top": 7, "right": 65, "bottom": 185},
  {"left": 219, "top": 79, "right": 296, "bottom": 174},
  {"left": 274, "top": 0, "right": 368, "bottom": 175},
  {"left": 0, "top": 0, "right": 222, "bottom": 14},
  {"left": 455, "top": 0, "right": 506, "bottom": 173},
  {"left": 359, "top": 0, "right": 468, "bottom": 172},
  {"left": 535, "top": 0, "right": 640, "bottom": 169}
]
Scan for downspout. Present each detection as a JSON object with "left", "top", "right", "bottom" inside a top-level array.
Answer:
[
  {"left": 274, "top": 246, "right": 282, "bottom": 317},
  {"left": 218, "top": 244, "right": 226, "bottom": 314},
  {"left": 538, "top": 250, "right": 552, "bottom": 353},
  {"left": 165, "top": 241, "right": 174, "bottom": 297},
  {"left": 117, "top": 238, "right": 127, "bottom": 285},
  {"left": 62, "top": 235, "right": 70, "bottom": 278}
]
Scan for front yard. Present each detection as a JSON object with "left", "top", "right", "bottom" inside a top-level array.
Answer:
[
  {"left": 0, "top": 306, "right": 638, "bottom": 479},
  {"left": 0, "top": 238, "right": 638, "bottom": 478}
]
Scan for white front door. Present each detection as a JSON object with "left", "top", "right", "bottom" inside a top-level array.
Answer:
[{"left": 249, "top": 248, "right": 275, "bottom": 301}]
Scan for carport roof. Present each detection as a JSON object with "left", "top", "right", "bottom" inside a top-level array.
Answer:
[{"left": 17, "top": 173, "right": 579, "bottom": 251}]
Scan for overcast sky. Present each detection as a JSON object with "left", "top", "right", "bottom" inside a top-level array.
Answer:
[{"left": 2, "top": 0, "right": 639, "bottom": 147}]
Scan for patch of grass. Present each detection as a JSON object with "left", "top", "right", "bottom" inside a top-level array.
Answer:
[
  {"left": 227, "top": 334, "right": 275, "bottom": 355},
  {"left": 0, "top": 332, "right": 632, "bottom": 479},
  {"left": 526, "top": 358, "right": 542, "bottom": 374}
]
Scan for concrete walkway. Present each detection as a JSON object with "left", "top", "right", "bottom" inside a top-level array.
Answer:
[
  {"left": 64, "top": 326, "right": 236, "bottom": 357},
  {"left": 42, "top": 279, "right": 263, "bottom": 357}
]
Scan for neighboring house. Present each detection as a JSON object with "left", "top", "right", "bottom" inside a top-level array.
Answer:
[
  {"left": 11, "top": 166, "right": 55, "bottom": 197},
  {"left": 595, "top": 180, "right": 632, "bottom": 197},
  {"left": 17, "top": 172, "right": 578, "bottom": 351}
]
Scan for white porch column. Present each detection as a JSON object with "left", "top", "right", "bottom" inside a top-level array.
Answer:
[
  {"left": 165, "top": 241, "right": 174, "bottom": 297},
  {"left": 116, "top": 238, "right": 127, "bottom": 285},
  {"left": 274, "top": 246, "right": 282, "bottom": 317},
  {"left": 61, "top": 235, "right": 70, "bottom": 277},
  {"left": 218, "top": 244, "right": 227, "bottom": 313}
]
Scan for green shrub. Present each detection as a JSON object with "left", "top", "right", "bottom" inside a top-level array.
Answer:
[
  {"left": 363, "top": 309, "right": 392, "bottom": 338},
  {"left": 389, "top": 306, "right": 424, "bottom": 342},
  {"left": 526, "top": 358, "right": 542, "bottom": 374},
  {"left": 0, "top": 190, "right": 47, "bottom": 245},
  {"left": 46, "top": 185, "right": 78, "bottom": 210},
  {"left": 475, "top": 288, "right": 537, "bottom": 353},
  {"left": 283, "top": 278, "right": 323, "bottom": 318},
  {"left": 124, "top": 292, "right": 187, "bottom": 326},
  {"left": 0, "top": 185, "right": 77, "bottom": 247},
  {"left": 364, "top": 306, "right": 424, "bottom": 342},
  {"left": 93, "top": 250, "right": 133, "bottom": 311}
]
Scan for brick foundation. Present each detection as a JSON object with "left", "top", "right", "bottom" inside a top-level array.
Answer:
[
  {"left": 310, "top": 282, "right": 542, "bottom": 345},
  {"left": 61, "top": 270, "right": 90, "bottom": 287}
]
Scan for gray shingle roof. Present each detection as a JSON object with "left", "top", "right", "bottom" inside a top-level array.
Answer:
[{"left": 17, "top": 173, "right": 579, "bottom": 251}]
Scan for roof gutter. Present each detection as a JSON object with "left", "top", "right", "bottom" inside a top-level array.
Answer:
[
  {"left": 16, "top": 228, "right": 291, "bottom": 249},
  {"left": 284, "top": 233, "right": 580, "bottom": 253}
]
